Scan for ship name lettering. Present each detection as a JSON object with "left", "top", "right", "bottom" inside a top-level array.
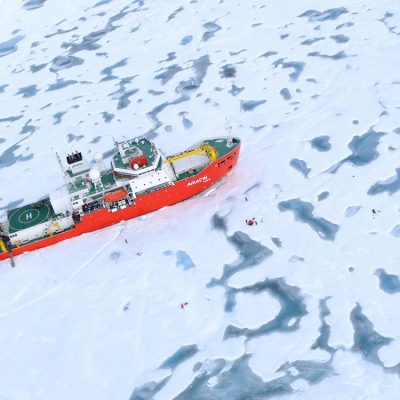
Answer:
[{"left": 187, "top": 175, "right": 210, "bottom": 186}]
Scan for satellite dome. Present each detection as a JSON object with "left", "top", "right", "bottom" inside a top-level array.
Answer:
[{"left": 89, "top": 168, "right": 101, "bottom": 181}]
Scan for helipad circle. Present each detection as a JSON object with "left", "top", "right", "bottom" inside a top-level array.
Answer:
[
  {"left": 8, "top": 202, "right": 52, "bottom": 233},
  {"left": 18, "top": 208, "right": 40, "bottom": 224}
]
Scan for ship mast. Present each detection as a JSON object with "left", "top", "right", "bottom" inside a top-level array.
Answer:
[
  {"left": 55, "top": 152, "right": 70, "bottom": 184},
  {"left": 225, "top": 118, "right": 233, "bottom": 147}
]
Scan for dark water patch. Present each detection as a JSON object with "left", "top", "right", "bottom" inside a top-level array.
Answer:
[
  {"left": 308, "top": 51, "right": 347, "bottom": 60},
  {"left": 229, "top": 49, "right": 246, "bottom": 56},
  {"left": 273, "top": 59, "right": 305, "bottom": 80},
  {"left": 336, "top": 22, "right": 354, "bottom": 30},
  {"left": 159, "top": 344, "right": 198, "bottom": 370},
  {"left": 30, "top": 63, "right": 47, "bottom": 73},
  {"left": 280, "top": 33, "right": 289, "bottom": 40},
  {"left": 280, "top": 88, "right": 291, "bottom": 100},
  {"left": 159, "top": 52, "right": 176, "bottom": 63},
  {"left": 180, "top": 35, "right": 192, "bottom": 45},
  {"left": 94, "top": 0, "right": 113, "bottom": 7},
  {"left": 375, "top": 268, "right": 400, "bottom": 294},
  {"left": 167, "top": 6, "right": 183, "bottom": 21},
  {"left": 116, "top": 89, "right": 139, "bottom": 110},
  {"left": 298, "top": 8, "right": 348, "bottom": 22},
  {"left": 0, "top": 138, "right": 5, "bottom": 144},
  {"left": 290, "top": 159, "right": 311, "bottom": 178},
  {"left": 155, "top": 64, "right": 182, "bottom": 85},
  {"left": 330, "top": 34, "right": 349, "bottom": 43},
  {"left": 350, "top": 303, "right": 392, "bottom": 365},
  {"left": 0, "top": 84, "right": 8, "bottom": 93},
  {"left": 19, "top": 119, "right": 36, "bottom": 135},
  {"left": 310, "top": 135, "right": 331, "bottom": 151},
  {"left": 289, "top": 255, "right": 304, "bottom": 263},
  {"left": 0, "top": 115, "right": 23, "bottom": 123},
  {"left": 212, "top": 213, "right": 228, "bottom": 232},
  {"left": 391, "top": 225, "right": 400, "bottom": 238},
  {"left": 110, "top": 251, "right": 121, "bottom": 261},
  {"left": 224, "top": 277, "right": 307, "bottom": 339},
  {"left": 220, "top": 64, "right": 236, "bottom": 78},
  {"left": 175, "top": 55, "right": 211, "bottom": 94},
  {"left": 271, "top": 237, "right": 282, "bottom": 248},
  {"left": 67, "top": 133, "right": 84, "bottom": 142},
  {"left": 202, "top": 21, "right": 221, "bottom": 41},
  {"left": 0, "top": 35, "right": 24, "bottom": 58},
  {"left": 23, "top": 0, "right": 46, "bottom": 10},
  {"left": 182, "top": 116, "right": 193, "bottom": 129},
  {"left": 193, "top": 362, "right": 202, "bottom": 372},
  {"left": 368, "top": 168, "right": 400, "bottom": 196},
  {"left": 251, "top": 125, "right": 266, "bottom": 132},
  {"left": 379, "top": 11, "right": 400, "bottom": 36},
  {"left": 53, "top": 111, "right": 67, "bottom": 125},
  {"left": 129, "top": 377, "right": 170, "bottom": 400},
  {"left": 279, "top": 359, "right": 334, "bottom": 384},
  {"left": 130, "top": 24, "right": 140, "bottom": 33},
  {"left": 163, "top": 250, "right": 173, "bottom": 256},
  {"left": 50, "top": 55, "right": 84, "bottom": 72},
  {"left": 103, "top": 148, "right": 116, "bottom": 159},
  {"left": 100, "top": 58, "right": 128, "bottom": 81},
  {"left": 278, "top": 199, "right": 339, "bottom": 241},
  {"left": 176, "top": 250, "right": 195, "bottom": 270},
  {"left": 63, "top": 24, "right": 114, "bottom": 53},
  {"left": 15, "top": 85, "right": 39, "bottom": 98},
  {"left": 345, "top": 206, "right": 361, "bottom": 217},
  {"left": 101, "top": 111, "right": 114, "bottom": 122},
  {"left": 146, "top": 96, "right": 189, "bottom": 133},
  {"left": 148, "top": 89, "right": 164, "bottom": 96},
  {"left": 44, "top": 26, "right": 78, "bottom": 39},
  {"left": 0, "top": 142, "right": 34, "bottom": 169},
  {"left": 208, "top": 232, "right": 272, "bottom": 288},
  {"left": 40, "top": 103, "right": 52, "bottom": 110},
  {"left": 0, "top": 198, "right": 24, "bottom": 211},
  {"left": 175, "top": 355, "right": 292, "bottom": 400},
  {"left": 46, "top": 79, "right": 78, "bottom": 91},
  {"left": 259, "top": 50, "right": 277, "bottom": 58},
  {"left": 317, "top": 191, "right": 329, "bottom": 201},
  {"left": 91, "top": 136, "right": 101, "bottom": 144},
  {"left": 300, "top": 37, "right": 324, "bottom": 45},
  {"left": 311, "top": 297, "right": 335, "bottom": 354},
  {"left": 240, "top": 100, "right": 266, "bottom": 111},
  {"left": 329, "top": 128, "right": 385, "bottom": 173}
]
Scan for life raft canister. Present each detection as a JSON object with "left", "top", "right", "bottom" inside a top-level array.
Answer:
[
  {"left": 104, "top": 189, "right": 127, "bottom": 203},
  {"left": 129, "top": 154, "right": 148, "bottom": 169}
]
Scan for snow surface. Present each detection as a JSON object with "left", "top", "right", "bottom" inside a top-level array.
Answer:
[{"left": 1, "top": 0, "right": 400, "bottom": 399}]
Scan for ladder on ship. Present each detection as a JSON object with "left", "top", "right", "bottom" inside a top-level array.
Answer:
[{"left": 166, "top": 144, "right": 218, "bottom": 164}]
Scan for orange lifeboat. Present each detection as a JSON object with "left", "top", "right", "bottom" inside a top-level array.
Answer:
[
  {"left": 129, "top": 154, "right": 147, "bottom": 168},
  {"left": 104, "top": 189, "right": 127, "bottom": 203}
]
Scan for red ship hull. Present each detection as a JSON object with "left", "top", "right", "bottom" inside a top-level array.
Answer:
[{"left": 0, "top": 144, "right": 240, "bottom": 261}]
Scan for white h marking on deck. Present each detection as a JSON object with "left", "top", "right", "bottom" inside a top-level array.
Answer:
[{"left": 26, "top": 212, "right": 33, "bottom": 220}]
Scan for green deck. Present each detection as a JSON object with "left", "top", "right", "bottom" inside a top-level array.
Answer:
[
  {"left": 113, "top": 139, "right": 157, "bottom": 170},
  {"left": 7, "top": 198, "right": 56, "bottom": 234}
]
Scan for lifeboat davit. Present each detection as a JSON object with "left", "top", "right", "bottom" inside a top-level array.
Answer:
[{"left": 104, "top": 189, "right": 127, "bottom": 203}]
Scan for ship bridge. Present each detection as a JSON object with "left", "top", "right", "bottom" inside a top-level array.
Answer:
[{"left": 112, "top": 138, "right": 160, "bottom": 179}]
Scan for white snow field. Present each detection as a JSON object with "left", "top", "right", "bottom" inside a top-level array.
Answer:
[{"left": 1, "top": 0, "right": 400, "bottom": 398}]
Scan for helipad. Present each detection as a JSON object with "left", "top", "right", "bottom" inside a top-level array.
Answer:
[{"left": 7, "top": 198, "right": 55, "bottom": 234}]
